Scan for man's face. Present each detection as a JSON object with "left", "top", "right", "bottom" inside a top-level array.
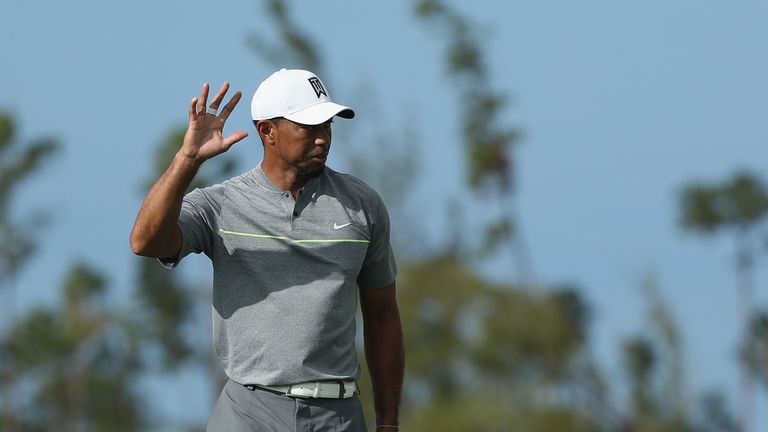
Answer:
[{"left": 273, "top": 118, "right": 333, "bottom": 177}]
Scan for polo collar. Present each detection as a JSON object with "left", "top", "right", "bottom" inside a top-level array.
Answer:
[{"left": 251, "top": 163, "right": 324, "bottom": 195}]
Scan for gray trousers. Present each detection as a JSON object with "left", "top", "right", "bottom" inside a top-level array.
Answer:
[{"left": 207, "top": 379, "right": 368, "bottom": 431}]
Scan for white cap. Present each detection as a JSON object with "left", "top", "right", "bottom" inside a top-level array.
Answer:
[{"left": 251, "top": 68, "right": 355, "bottom": 125}]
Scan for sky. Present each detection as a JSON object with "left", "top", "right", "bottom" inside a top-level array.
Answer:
[{"left": 3, "top": 0, "right": 768, "bottom": 429}]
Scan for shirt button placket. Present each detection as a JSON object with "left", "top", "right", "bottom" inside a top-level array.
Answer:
[
  {"left": 291, "top": 192, "right": 302, "bottom": 228},
  {"left": 282, "top": 193, "right": 295, "bottom": 229}
]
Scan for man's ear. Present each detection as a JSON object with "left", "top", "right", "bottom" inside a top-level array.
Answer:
[{"left": 256, "top": 120, "right": 277, "bottom": 146}]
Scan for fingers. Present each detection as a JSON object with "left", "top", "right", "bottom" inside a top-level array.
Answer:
[
  {"left": 188, "top": 97, "right": 199, "bottom": 122},
  {"left": 218, "top": 91, "right": 242, "bottom": 122},
  {"left": 196, "top": 82, "right": 210, "bottom": 115},
  {"left": 208, "top": 82, "right": 230, "bottom": 111},
  {"left": 222, "top": 130, "right": 249, "bottom": 149},
  {"left": 189, "top": 81, "right": 242, "bottom": 124}
]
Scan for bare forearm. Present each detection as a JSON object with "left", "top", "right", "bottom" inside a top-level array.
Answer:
[
  {"left": 364, "top": 312, "right": 404, "bottom": 427},
  {"left": 130, "top": 151, "right": 200, "bottom": 257},
  {"left": 131, "top": 82, "right": 246, "bottom": 257}
]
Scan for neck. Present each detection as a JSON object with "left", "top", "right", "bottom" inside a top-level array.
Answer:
[{"left": 261, "top": 159, "right": 318, "bottom": 196}]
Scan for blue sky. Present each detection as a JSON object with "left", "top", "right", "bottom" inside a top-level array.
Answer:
[{"left": 3, "top": 0, "right": 768, "bottom": 428}]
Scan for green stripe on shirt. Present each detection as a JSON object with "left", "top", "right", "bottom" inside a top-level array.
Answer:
[{"left": 219, "top": 228, "right": 370, "bottom": 244}]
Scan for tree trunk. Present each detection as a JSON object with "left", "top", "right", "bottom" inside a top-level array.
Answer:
[{"left": 736, "top": 238, "right": 754, "bottom": 432}]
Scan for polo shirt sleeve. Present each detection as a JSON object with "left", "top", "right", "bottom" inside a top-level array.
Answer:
[
  {"left": 158, "top": 186, "right": 221, "bottom": 269},
  {"left": 356, "top": 193, "right": 398, "bottom": 290}
]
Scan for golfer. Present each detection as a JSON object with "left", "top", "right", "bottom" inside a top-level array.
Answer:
[{"left": 130, "top": 68, "right": 403, "bottom": 431}]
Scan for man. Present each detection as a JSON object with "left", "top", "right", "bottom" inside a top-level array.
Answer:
[{"left": 130, "top": 68, "right": 404, "bottom": 431}]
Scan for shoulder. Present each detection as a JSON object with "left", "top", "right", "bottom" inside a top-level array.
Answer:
[
  {"left": 185, "top": 183, "right": 224, "bottom": 205},
  {"left": 324, "top": 167, "right": 384, "bottom": 204},
  {"left": 323, "top": 167, "right": 391, "bottom": 228},
  {"left": 184, "top": 169, "right": 254, "bottom": 208}
]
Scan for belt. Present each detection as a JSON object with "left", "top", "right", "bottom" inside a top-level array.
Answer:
[{"left": 244, "top": 380, "right": 358, "bottom": 399}]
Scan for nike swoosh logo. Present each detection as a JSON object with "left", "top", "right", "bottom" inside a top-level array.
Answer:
[{"left": 333, "top": 222, "right": 352, "bottom": 230}]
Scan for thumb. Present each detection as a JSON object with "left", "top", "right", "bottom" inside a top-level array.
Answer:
[{"left": 222, "top": 131, "right": 249, "bottom": 150}]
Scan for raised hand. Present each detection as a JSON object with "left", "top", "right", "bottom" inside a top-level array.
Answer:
[{"left": 181, "top": 82, "right": 249, "bottom": 164}]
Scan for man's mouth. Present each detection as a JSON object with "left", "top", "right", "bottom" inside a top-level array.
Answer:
[{"left": 309, "top": 153, "right": 327, "bottom": 161}]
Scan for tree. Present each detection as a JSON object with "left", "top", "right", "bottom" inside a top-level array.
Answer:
[
  {"left": 4, "top": 262, "right": 145, "bottom": 431},
  {"left": 745, "top": 311, "right": 768, "bottom": 390},
  {"left": 693, "top": 392, "right": 738, "bottom": 432},
  {"left": 414, "top": 0, "right": 534, "bottom": 285},
  {"left": 0, "top": 113, "right": 57, "bottom": 286},
  {"left": 242, "top": 3, "right": 739, "bottom": 431},
  {"left": 619, "top": 278, "right": 690, "bottom": 432},
  {"left": 1, "top": 2, "right": 754, "bottom": 430},
  {"left": 679, "top": 170, "right": 768, "bottom": 432},
  {"left": 395, "top": 254, "right": 600, "bottom": 431},
  {"left": 0, "top": 111, "right": 58, "bottom": 432}
]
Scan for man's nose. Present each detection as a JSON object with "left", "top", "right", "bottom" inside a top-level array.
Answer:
[{"left": 315, "top": 126, "right": 330, "bottom": 146}]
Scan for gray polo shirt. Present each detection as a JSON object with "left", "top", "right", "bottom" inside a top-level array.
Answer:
[{"left": 161, "top": 164, "right": 397, "bottom": 386}]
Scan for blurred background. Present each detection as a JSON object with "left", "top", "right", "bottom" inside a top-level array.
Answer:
[{"left": 2, "top": 0, "right": 767, "bottom": 430}]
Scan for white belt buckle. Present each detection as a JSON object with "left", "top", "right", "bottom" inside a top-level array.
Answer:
[{"left": 260, "top": 380, "right": 355, "bottom": 399}]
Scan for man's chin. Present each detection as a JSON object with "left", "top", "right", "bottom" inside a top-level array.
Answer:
[{"left": 297, "top": 164, "right": 325, "bottom": 179}]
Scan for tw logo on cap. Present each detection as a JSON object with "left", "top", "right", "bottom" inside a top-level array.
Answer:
[{"left": 308, "top": 77, "right": 327, "bottom": 98}]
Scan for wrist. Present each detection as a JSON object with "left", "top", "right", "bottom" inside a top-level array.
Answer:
[
  {"left": 376, "top": 418, "right": 399, "bottom": 428},
  {"left": 175, "top": 149, "right": 204, "bottom": 170}
]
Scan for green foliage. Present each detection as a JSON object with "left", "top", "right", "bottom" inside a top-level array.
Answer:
[
  {"left": 693, "top": 392, "right": 738, "bottom": 432},
  {"left": 745, "top": 311, "right": 768, "bottom": 386},
  {"left": 623, "top": 336, "right": 656, "bottom": 417},
  {"left": 480, "top": 216, "right": 514, "bottom": 256},
  {"left": 470, "top": 285, "right": 585, "bottom": 378},
  {"left": 414, "top": 0, "right": 528, "bottom": 274},
  {"left": 678, "top": 170, "right": 768, "bottom": 430},
  {"left": 5, "top": 262, "right": 145, "bottom": 430},
  {"left": 28, "top": 364, "right": 143, "bottom": 432},
  {"left": 680, "top": 186, "right": 722, "bottom": 232},
  {"left": 0, "top": 224, "right": 35, "bottom": 284},
  {"left": 0, "top": 113, "right": 162, "bottom": 429},
  {"left": 399, "top": 251, "right": 587, "bottom": 386},
  {"left": 240, "top": 3, "right": 735, "bottom": 431},
  {"left": 720, "top": 173, "right": 768, "bottom": 226},
  {"left": 414, "top": 0, "right": 520, "bottom": 193},
  {"left": 0, "top": 112, "right": 58, "bottom": 281},
  {"left": 680, "top": 171, "right": 768, "bottom": 233},
  {"left": 617, "top": 279, "right": 717, "bottom": 432},
  {"left": 136, "top": 258, "right": 195, "bottom": 366},
  {"left": 0, "top": 112, "right": 15, "bottom": 152},
  {"left": 553, "top": 288, "right": 591, "bottom": 341},
  {"left": 7, "top": 308, "right": 74, "bottom": 369},
  {"left": 404, "top": 395, "right": 595, "bottom": 432},
  {"left": 0, "top": 136, "right": 58, "bottom": 219},
  {"left": 0, "top": 111, "right": 59, "bottom": 431},
  {"left": 64, "top": 261, "right": 106, "bottom": 306},
  {"left": 393, "top": 254, "right": 596, "bottom": 429}
]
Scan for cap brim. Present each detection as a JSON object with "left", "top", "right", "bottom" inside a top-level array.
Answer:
[{"left": 284, "top": 101, "right": 355, "bottom": 125}]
